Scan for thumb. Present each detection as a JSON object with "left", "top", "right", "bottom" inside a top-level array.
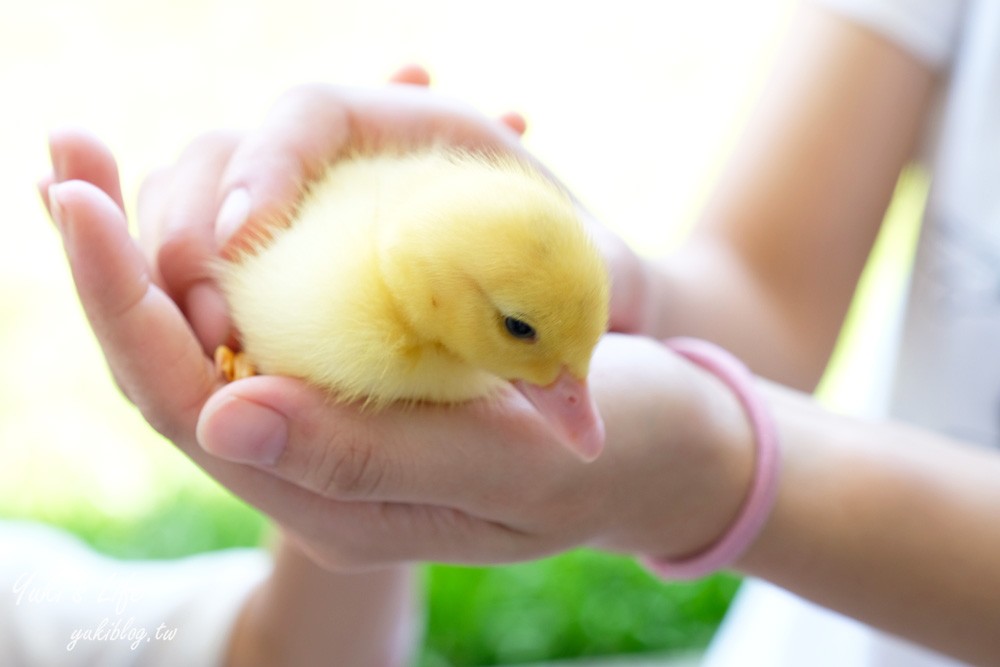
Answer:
[{"left": 197, "top": 375, "right": 325, "bottom": 466}]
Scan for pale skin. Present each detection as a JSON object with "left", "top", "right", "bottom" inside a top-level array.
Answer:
[{"left": 42, "top": 6, "right": 1000, "bottom": 667}]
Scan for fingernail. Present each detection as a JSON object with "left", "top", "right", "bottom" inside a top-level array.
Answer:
[
  {"left": 198, "top": 396, "right": 288, "bottom": 465},
  {"left": 48, "top": 183, "right": 66, "bottom": 234},
  {"left": 215, "top": 188, "right": 251, "bottom": 250}
]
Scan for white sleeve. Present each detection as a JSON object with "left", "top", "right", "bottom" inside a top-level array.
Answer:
[
  {"left": 1, "top": 521, "right": 271, "bottom": 667},
  {"left": 811, "top": 0, "right": 968, "bottom": 68}
]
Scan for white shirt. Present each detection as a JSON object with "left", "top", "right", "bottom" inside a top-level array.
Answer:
[
  {"left": 706, "top": 1, "right": 999, "bottom": 665},
  {"left": 1, "top": 521, "right": 270, "bottom": 666}
]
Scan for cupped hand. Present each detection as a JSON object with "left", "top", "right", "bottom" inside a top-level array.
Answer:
[
  {"left": 137, "top": 72, "right": 655, "bottom": 352},
  {"left": 195, "top": 332, "right": 754, "bottom": 570},
  {"left": 44, "top": 132, "right": 750, "bottom": 571}
]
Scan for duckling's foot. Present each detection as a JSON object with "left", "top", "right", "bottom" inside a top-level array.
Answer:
[{"left": 214, "top": 345, "right": 257, "bottom": 382}]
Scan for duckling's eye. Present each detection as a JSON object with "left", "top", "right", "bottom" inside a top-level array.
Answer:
[{"left": 503, "top": 316, "right": 537, "bottom": 341}]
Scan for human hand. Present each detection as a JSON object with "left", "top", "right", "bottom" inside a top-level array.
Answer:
[
  {"left": 195, "top": 333, "right": 755, "bottom": 570},
  {"left": 43, "top": 134, "right": 751, "bottom": 571},
  {"left": 139, "top": 71, "right": 656, "bottom": 353},
  {"left": 43, "top": 133, "right": 428, "bottom": 667}
]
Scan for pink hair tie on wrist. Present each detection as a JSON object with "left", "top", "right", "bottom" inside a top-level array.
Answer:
[{"left": 642, "top": 337, "right": 781, "bottom": 580}]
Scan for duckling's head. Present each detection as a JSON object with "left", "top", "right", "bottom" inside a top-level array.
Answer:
[{"left": 379, "top": 151, "right": 610, "bottom": 459}]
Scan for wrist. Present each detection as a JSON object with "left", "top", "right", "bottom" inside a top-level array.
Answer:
[
  {"left": 642, "top": 339, "right": 780, "bottom": 579},
  {"left": 588, "top": 335, "right": 754, "bottom": 562},
  {"left": 225, "top": 534, "right": 418, "bottom": 667}
]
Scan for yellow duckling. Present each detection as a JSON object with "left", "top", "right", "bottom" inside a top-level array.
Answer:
[{"left": 216, "top": 148, "right": 609, "bottom": 460}]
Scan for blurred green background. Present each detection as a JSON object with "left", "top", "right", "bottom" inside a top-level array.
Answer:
[{"left": 0, "top": 1, "right": 925, "bottom": 664}]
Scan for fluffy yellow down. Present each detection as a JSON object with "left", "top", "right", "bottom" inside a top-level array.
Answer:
[{"left": 218, "top": 148, "right": 609, "bottom": 408}]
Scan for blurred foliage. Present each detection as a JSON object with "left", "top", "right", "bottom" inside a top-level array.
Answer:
[
  {"left": 10, "top": 489, "right": 270, "bottom": 562},
  {"left": 421, "top": 555, "right": 737, "bottom": 666}
]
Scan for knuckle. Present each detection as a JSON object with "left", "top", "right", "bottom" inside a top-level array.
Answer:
[{"left": 306, "top": 431, "right": 386, "bottom": 500}]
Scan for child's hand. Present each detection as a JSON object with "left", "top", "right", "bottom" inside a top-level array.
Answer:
[
  {"left": 194, "top": 333, "right": 754, "bottom": 570},
  {"left": 44, "top": 130, "right": 751, "bottom": 572},
  {"left": 137, "top": 74, "right": 657, "bottom": 351}
]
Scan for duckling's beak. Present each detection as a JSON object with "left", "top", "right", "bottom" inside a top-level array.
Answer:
[{"left": 514, "top": 368, "right": 605, "bottom": 462}]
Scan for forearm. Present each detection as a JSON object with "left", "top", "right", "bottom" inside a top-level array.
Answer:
[
  {"left": 642, "top": 243, "right": 830, "bottom": 389},
  {"left": 632, "top": 4, "right": 935, "bottom": 390},
  {"left": 225, "top": 535, "right": 420, "bottom": 667},
  {"left": 737, "top": 383, "right": 1000, "bottom": 665}
]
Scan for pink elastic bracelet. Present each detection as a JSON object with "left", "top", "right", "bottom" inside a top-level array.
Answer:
[{"left": 642, "top": 337, "right": 781, "bottom": 580}]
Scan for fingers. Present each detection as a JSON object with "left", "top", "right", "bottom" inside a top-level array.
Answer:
[
  {"left": 289, "top": 498, "right": 543, "bottom": 568},
  {"left": 42, "top": 128, "right": 125, "bottom": 213},
  {"left": 196, "top": 376, "right": 579, "bottom": 565},
  {"left": 388, "top": 64, "right": 431, "bottom": 86},
  {"left": 41, "top": 117, "right": 581, "bottom": 569},
  {"left": 387, "top": 65, "right": 526, "bottom": 137},
  {"left": 215, "top": 84, "right": 355, "bottom": 251},
  {"left": 150, "top": 131, "right": 241, "bottom": 285},
  {"left": 46, "top": 174, "right": 505, "bottom": 566},
  {"left": 195, "top": 374, "right": 575, "bottom": 518},
  {"left": 213, "top": 83, "right": 533, "bottom": 252},
  {"left": 49, "top": 179, "right": 218, "bottom": 442},
  {"left": 498, "top": 111, "right": 528, "bottom": 137},
  {"left": 135, "top": 166, "right": 172, "bottom": 270},
  {"left": 587, "top": 221, "right": 655, "bottom": 334},
  {"left": 191, "top": 334, "right": 694, "bottom": 566},
  {"left": 193, "top": 373, "right": 567, "bottom": 565},
  {"left": 149, "top": 130, "right": 242, "bottom": 351},
  {"left": 138, "top": 80, "right": 535, "bottom": 358}
]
